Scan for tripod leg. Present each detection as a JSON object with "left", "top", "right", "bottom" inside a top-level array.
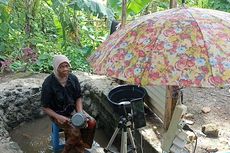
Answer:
[
  {"left": 121, "top": 128, "right": 127, "bottom": 153},
  {"left": 127, "top": 128, "right": 137, "bottom": 153},
  {"left": 104, "top": 127, "right": 120, "bottom": 152}
]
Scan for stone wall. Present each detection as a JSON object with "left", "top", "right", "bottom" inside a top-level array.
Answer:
[
  {"left": 0, "top": 78, "right": 43, "bottom": 153},
  {"left": 0, "top": 71, "right": 160, "bottom": 153}
]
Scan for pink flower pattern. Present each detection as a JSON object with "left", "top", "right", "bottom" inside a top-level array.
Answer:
[{"left": 89, "top": 7, "right": 230, "bottom": 87}]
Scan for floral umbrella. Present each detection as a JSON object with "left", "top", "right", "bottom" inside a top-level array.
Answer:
[{"left": 88, "top": 7, "right": 230, "bottom": 87}]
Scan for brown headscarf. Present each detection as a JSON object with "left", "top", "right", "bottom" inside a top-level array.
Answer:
[{"left": 53, "top": 55, "right": 71, "bottom": 87}]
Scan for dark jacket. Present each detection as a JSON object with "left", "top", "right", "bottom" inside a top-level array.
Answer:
[{"left": 41, "top": 73, "right": 82, "bottom": 116}]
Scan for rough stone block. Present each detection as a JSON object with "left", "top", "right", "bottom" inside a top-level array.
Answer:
[{"left": 202, "top": 123, "right": 219, "bottom": 138}]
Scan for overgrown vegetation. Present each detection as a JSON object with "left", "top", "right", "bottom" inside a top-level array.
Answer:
[
  {"left": 0, "top": 0, "right": 112, "bottom": 73},
  {"left": 0, "top": 0, "right": 230, "bottom": 74}
]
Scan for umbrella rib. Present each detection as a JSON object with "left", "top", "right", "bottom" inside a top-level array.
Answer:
[
  {"left": 139, "top": 32, "right": 163, "bottom": 86},
  {"left": 185, "top": 8, "right": 214, "bottom": 78}
]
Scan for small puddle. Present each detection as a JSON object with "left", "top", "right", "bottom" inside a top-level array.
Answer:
[{"left": 10, "top": 116, "right": 110, "bottom": 153}]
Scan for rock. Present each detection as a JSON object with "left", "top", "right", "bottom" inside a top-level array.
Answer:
[
  {"left": 187, "top": 131, "right": 197, "bottom": 143},
  {"left": 4, "top": 91, "right": 11, "bottom": 97},
  {"left": 16, "top": 88, "right": 22, "bottom": 92},
  {"left": 31, "top": 87, "right": 40, "bottom": 94},
  {"left": 202, "top": 123, "right": 219, "bottom": 138},
  {"left": 15, "top": 85, "right": 23, "bottom": 88},
  {"left": 205, "top": 147, "right": 218, "bottom": 153},
  {"left": 84, "top": 90, "right": 90, "bottom": 96},
  {"left": 184, "top": 119, "right": 194, "bottom": 125},
  {"left": 184, "top": 113, "right": 194, "bottom": 119},
  {"left": 202, "top": 107, "right": 211, "bottom": 114},
  {"left": 0, "top": 142, "right": 23, "bottom": 153},
  {"left": 84, "top": 98, "right": 92, "bottom": 107}
]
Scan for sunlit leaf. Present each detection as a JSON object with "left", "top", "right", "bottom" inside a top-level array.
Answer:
[
  {"left": 107, "top": 0, "right": 151, "bottom": 16},
  {"left": 127, "top": 0, "right": 151, "bottom": 14},
  {"left": 82, "top": 26, "right": 89, "bottom": 31}
]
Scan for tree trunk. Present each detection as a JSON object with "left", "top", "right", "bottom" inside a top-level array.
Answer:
[
  {"left": 121, "top": 0, "right": 127, "bottom": 27},
  {"left": 170, "top": 0, "right": 178, "bottom": 8}
]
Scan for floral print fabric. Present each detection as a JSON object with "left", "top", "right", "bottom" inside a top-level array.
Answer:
[{"left": 88, "top": 7, "right": 230, "bottom": 87}]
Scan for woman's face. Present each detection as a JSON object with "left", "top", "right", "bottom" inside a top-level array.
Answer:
[{"left": 57, "top": 62, "right": 70, "bottom": 77}]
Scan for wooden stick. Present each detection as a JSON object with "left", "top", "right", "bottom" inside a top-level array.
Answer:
[{"left": 163, "top": 86, "right": 178, "bottom": 130}]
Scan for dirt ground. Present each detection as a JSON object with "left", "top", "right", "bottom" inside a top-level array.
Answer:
[
  {"left": 0, "top": 72, "right": 230, "bottom": 153},
  {"left": 182, "top": 87, "right": 230, "bottom": 153}
]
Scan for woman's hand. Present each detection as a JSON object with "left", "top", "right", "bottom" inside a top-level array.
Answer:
[{"left": 55, "top": 114, "right": 70, "bottom": 125}]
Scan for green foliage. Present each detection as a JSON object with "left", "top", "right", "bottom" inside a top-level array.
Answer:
[
  {"left": 79, "top": 15, "right": 108, "bottom": 47},
  {"left": 0, "top": 0, "right": 110, "bottom": 74},
  {"left": 0, "top": 0, "right": 9, "bottom": 5},
  {"left": 207, "top": 0, "right": 230, "bottom": 12},
  {"left": 33, "top": 52, "right": 53, "bottom": 73},
  {"left": 69, "top": 0, "right": 115, "bottom": 21},
  {"left": 187, "top": 0, "right": 230, "bottom": 12},
  {"left": 142, "top": 0, "right": 169, "bottom": 14},
  {"left": 127, "top": 0, "right": 152, "bottom": 14},
  {"left": 107, "top": 0, "right": 152, "bottom": 18},
  {"left": 0, "top": 3, "right": 10, "bottom": 53},
  {"left": 63, "top": 45, "right": 92, "bottom": 72},
  {"left": 10, "top": 61, "right": 27, "bottom": 72}
]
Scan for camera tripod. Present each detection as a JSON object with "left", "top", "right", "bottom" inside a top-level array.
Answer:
[{"left": 104, "top": 114, "right": 137, "bottom": 153}]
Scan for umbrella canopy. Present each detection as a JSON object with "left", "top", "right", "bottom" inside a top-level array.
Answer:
[{"left": 88, "top": 7, "right": 230, "bottom": 87}]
